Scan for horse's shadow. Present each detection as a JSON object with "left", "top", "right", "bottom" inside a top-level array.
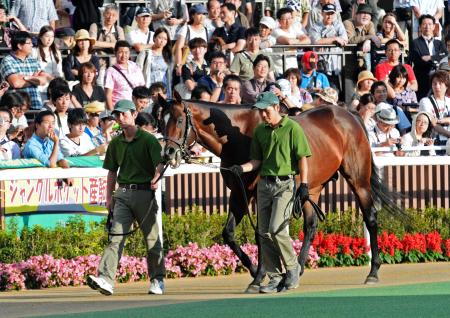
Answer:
[{"left": 202, "top": 108, "right": 252, "bottom": 165}]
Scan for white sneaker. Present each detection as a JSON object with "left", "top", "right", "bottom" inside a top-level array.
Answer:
[
  {"left": 148, "top": 279, "right": 165, "bottom": 295},
  {"left": 87, "top": 275, "right": 114, "bottom": 296}
]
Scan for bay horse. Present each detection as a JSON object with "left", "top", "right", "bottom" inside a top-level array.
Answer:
[{"left": 160, "top": 95, "right": 403, "bottom": 291}]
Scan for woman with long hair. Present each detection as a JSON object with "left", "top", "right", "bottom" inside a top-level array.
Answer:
[
  {"left": 388, "top": 64, "right": 417, "bottom": 110},
  {"left": 376, "top": 13, "right": 407, "bottom": 47},
  {"left": 32, "top": 25, "right": 64, "bottom": 101},
  {"left": 62, "top": 29, "right": 100, "bottom": 81},
  {"left": 173, "top": 4, "right": 209, "bottom": 76},
  {"left": 138, "top": 27, "right": 173, "bottom": 97},
  {"left": 71, "top": 62, "right": 106, "bottom": 108}
]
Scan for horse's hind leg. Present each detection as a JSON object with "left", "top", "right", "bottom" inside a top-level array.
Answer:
[
  {"left": 341, "top": 171, "right": 381, "bottom": 283},
  {"left": 297, "top": 190, "right": 320, "bottom": 277}
]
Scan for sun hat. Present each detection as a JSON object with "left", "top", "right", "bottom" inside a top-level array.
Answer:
[
  {"left": 301, "top": 51, "right": 318, "bottom": 70},
  {"left": 376, "top": 108, "right": 399, "bottom": 125},
  {"left": 253, "top": 92, "right": 279, "bottom": 109},
  {"left": 316, "top": 87, "right": 338, "bottom": 106},
  {"left": 356, "top": 70, "right": 377, "bottom": 87},
  {"left": 375, "top": 102, "right": 392, "bottom": 114},
  {"left": 74, "top": 29, "right": 96, "bottom": 46},
  {"left": 259, "top": 16, "right": 276, "bottom": 30},
  {"left": 136, "top": 6, "right": 152, "bottom": 17},
  {"left": 189, "top": 4, "right": 208, "bottom": 15},
  {"left": 113, "top": 99, "right": 136, "bottom": 114},
  {"left": 84, "top": 101, "right": 105, "bottom": 114},
  {"left": 356, "top": 4, "right": 372, "bottom": 15},
  {"left": 322, "top": 3, "right": 337, "bottom": 13}
]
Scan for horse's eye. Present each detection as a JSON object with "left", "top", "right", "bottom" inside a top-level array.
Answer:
[{"left": 176, "top": 117, "right": 183, "bottom": 128}]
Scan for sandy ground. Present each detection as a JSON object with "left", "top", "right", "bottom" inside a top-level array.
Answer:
[{"left": 1, "top": 262, "right": 449, "bottom": 318}]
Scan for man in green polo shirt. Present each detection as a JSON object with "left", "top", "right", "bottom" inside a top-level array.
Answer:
[
  {"left": 230, "top": 91, "right": 311, "bottom": 293},
  {"left": 87, "top": 99, "right": 166, "bottom": 296}
]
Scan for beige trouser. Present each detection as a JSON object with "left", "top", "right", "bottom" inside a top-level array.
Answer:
[
  {"left": 257, "top": 177, "right": 297, "bottom": 279},
  {"left": 97, "top": 187, "right": 165, "bottom": 286}
]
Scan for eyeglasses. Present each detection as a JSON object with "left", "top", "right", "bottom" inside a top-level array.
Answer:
[{"left": 23, "top": 41, "right": 33, "bottom": 45}]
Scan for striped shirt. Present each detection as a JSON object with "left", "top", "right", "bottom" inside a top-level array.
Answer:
[{"left": 0, "top": 53, "right": 43, "bottom": 109}]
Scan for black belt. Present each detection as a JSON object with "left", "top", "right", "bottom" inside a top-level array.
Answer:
[
  {"left": 262, "top": 175, "right": 292, "bottom": 182},
  {"left": 118, "top": 183, "right": 152, "bottom": 191}
]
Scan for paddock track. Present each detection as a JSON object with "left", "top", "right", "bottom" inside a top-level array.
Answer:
[{"left": 1, "top": 262, "right": 449, "bottom": 318}]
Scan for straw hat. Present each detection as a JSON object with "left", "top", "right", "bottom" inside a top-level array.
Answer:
[
  {"left": 74, "top": 29, "right": 96, "bottom": 46},
  {"left": 84, "top": 101, "right": 105, "bottom": 114},
  {"left": 316, "top": 87, "right": 338, "bottom": 106},
  {"left": 376, "top": 108, "right": 399, "bottom": 125},
  {"left": 357, "top": 70, "right": 377, "bottom": 87}
]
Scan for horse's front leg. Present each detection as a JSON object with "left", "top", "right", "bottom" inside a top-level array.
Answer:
[
  {"left": 222, "top": 212, "right": 257, "bottom": 275},
  {"left": 363, "top": 206, "right": 381, "bottom": 284}
]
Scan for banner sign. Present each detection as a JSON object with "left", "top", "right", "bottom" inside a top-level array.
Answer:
[{"left": 4, "top": 177, "right": 108, "bottom": 214}]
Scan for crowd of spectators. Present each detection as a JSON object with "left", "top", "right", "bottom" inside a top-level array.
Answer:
[{"left": 0, "top": 0, "right": 450, "bottom": 165}]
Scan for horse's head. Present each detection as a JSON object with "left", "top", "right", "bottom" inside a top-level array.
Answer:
[{"left": 161, "top": 92, "right": 195, "bottom": 168}]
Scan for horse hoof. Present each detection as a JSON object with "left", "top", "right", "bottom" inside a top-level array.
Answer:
[
  {"left": 245, "top": 284, "right": 261, "bottom": 294},
  {"left": 364, "top": 276, "right": 379, "bottom": 284},
  {"left": 299, "top": 264, "right": 305, "bottom": 277}
]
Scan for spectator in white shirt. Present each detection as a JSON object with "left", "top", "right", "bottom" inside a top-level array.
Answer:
[
  {"left": 125, "top": 7, "right": 154, "bottom": 53},
  {"left": 0, "top": 108, "right": 20, "bottom": 160}
]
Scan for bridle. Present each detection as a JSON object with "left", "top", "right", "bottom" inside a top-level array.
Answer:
[{"left": 162, "top": 101, "right": 198, "bottom": 168}]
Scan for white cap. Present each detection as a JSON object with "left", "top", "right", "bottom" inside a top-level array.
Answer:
[{"left": 259, "top": 16, "right": 276, "bottom": 30}]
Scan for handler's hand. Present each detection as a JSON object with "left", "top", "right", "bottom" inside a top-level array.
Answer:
[
  {"left": 229, "top": 165, "right": 243, "bottom": 176},
  {"left": 296, "top": 183, "right": 309, "bottom": 202}
]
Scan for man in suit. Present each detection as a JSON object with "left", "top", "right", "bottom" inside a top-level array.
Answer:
[{"left": 410, "top": 14, "right": 447, "bottom": 100}]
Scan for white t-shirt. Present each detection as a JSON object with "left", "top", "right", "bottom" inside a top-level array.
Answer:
[
  {"left": 12, "top": 115, "right": 28, "bottom": 128},
  {"left": 272, "top": 25, "right": 305, "bottom": 74},
  {"left": 59, "top": 132, "right": 96, "bottom": 157},
  {"left": 126, "top": 28, "right": 154, "bottom": 47},
  {"left": 175, "top": 24, "right": 209, "bottom": 42},
  {"left": 54, "top": 113, "right": 70, "bottom": 138},
  {"left": 368, "top": 124, "right": 401, "bottom": 157}
]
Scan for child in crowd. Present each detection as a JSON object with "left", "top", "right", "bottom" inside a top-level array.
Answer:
[{"left": 132, "top": 86, "right": 151, "bottom": 113}]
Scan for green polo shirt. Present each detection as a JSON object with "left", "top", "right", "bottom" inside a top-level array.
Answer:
[
  {"left": 103, "top": 127, "right": 162, "bottom": 184},
  {"left": 250, "top": 116, "right": 311, "bottom": 176}
]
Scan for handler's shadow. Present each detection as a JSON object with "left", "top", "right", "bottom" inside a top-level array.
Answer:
[{"left": 202, "top": 108, "right": 252, "bottom": 164}]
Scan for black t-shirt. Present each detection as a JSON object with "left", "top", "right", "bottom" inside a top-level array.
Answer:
[
  {"left": 72, "top": 84, "right": 106, "bottom": 106},
  {"left": 212, "top": 23, "right": 246, "bottom": 44}
]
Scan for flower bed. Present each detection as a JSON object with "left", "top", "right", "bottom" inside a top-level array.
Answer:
[{"left": 1, "top": 232, "right": 449, "bottom": 292}]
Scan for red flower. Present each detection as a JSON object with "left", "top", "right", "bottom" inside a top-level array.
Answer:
[
  {"left": 378, "top": 231, "right": 402, "bottom": 256},
  {"left": 425, "top": 231, "right": 442, "bottom": 253}
]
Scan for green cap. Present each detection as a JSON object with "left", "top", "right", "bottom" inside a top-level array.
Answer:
[
  {"left": 113, "top": 99, "right": 135, "bottom": 114},
  {"left": 253, "top": 92, "right": 279, "bottom": 109}
]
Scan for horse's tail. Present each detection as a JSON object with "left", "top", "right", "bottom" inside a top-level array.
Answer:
[{"left": 370, "top": 157, "right": 408, "bottom": 218}]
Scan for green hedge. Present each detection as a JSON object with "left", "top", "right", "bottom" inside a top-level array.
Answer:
[{"left": 1, "top": 207, "right": 449, "bottom": 264}]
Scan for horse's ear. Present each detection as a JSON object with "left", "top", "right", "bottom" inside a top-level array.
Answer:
[{"left": 173, "top": 90, "right": 182, "bottom": 102}]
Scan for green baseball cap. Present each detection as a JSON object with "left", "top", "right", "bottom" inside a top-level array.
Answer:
[
  {"left": 113, "top": 99, "right": 136, "bottom": 114},
  {"left": 253, "top": 92, "right": 279, "bottom": 109}
]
